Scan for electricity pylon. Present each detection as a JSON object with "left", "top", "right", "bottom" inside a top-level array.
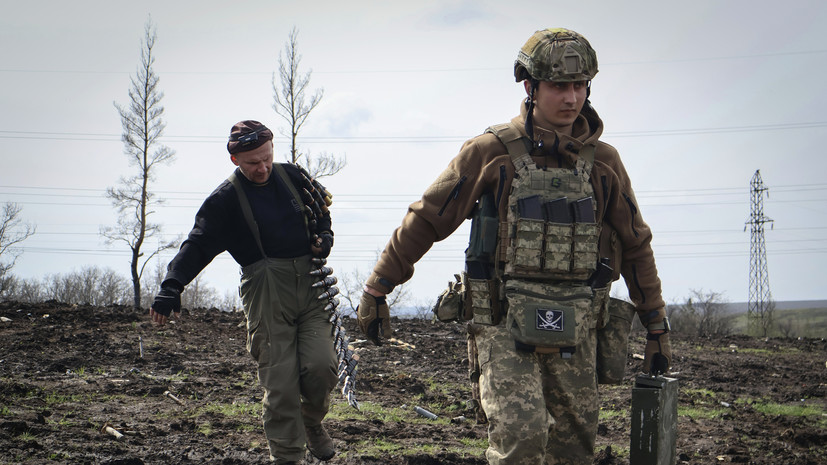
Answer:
[{"left": 745, "top": 170, "right": 774, "bottom": 335}]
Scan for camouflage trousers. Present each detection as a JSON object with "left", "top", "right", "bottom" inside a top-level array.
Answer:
[
  {"left": 476, "top": 324, "right": 599, "bottom": 465},
  {"left": 239, "top": 256, "right": 339, "bottom": 462}
]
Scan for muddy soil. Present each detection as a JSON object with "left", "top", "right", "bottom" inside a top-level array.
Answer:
[{"left": 1, "top": 301, "right": 825, "bottom": 464}]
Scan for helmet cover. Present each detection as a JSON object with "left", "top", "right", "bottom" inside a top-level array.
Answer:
[{"left": 514, "top": 28, "right": 598, "bottom": 82}]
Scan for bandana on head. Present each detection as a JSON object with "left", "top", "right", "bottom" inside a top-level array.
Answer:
[{"left": 227, "top": 120, "right": 273, "bottom": 154}]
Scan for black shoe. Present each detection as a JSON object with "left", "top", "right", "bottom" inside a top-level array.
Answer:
[{"left": 305, "top": 424, "right": 335, "bottom": 460}]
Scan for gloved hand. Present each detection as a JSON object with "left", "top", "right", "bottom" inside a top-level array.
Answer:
[
  {"left": 312, "top": 232, "right": 334, "bottom": 258},
  {"left": 357, "top": 291, "right": 391, "bottom": 345},
  {"left": 151, "top": 282, "right": 182, "bottom": 318},
  {"left": 643, "top": 331, "right": 672, "bottom": 375}
]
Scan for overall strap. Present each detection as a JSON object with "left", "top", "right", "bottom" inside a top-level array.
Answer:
[
  {"left": 272, "top": 163, "right": 310, "bottom": 238},
  {"left": 228, "top": 170, "right": 267, "bottom": 259}
]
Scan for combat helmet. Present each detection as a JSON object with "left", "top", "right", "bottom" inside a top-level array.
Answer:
[{"left": 514, "top": 28, "right": 598, "bottom": 83}]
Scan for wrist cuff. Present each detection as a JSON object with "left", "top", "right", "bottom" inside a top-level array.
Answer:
[{"left": 366, "top": 274, "right": 395, "bottom": 294}]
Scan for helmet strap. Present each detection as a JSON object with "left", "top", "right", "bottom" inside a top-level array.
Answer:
[{"left": 525, "top": 79, "right": 539, "bottom": 145}]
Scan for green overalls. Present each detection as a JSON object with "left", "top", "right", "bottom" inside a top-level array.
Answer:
[{"left": 231, "top": 167, "right": 338, "bottom": 461}]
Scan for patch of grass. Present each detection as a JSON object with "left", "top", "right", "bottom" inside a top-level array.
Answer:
[
  {"left": 599, "top": 406, "right": 628, "bottom": 421},
  {"left": 347, "top": 436, "right": 485, "bottom": 459},
  {"left": 200, "top": 401, "right": 259, "bottom": 418},
  {"left": 326, "top": 399, "right": 418, "bottom": 423},
  {"left": 684, "top": 388, "right": 717, "bottom": 398},
  {"left": 737, "top": 397, "right": 826, "bottom": 425},
  {"left": 44, "top": 392, "right": 81, "bottom": 407},
  {"left": 730, "top": 347, "right": 774, "bottom": 355},
  {"left": 235, "top": 423, "right": 257, "bottom": 433},
  {"left": 459, "top": 437, "right": 488, "bottom": 449},
  {"left": 608, "top": 445, "right": 630, "bottom": 458},
  {"left": 166, "top": 370, "right": 191, "bottom": 382},
  {"left": 369, "top": 438, "right": 404, "bottom": 454},
  {"left": 233, "top": 370, "right": 254, "bottom": 389},
  {"left": 49, "top": 452, "right": 71, "bottom": 461},
  {"left": 358, "top": 400, "right": 411, "bottom": 423},
  {"left": 46, "top": 413, "right": 76, "bottom": 427},
  {"left": 679, "top": 406, "right": 728, "bottom": 420},
  {"left": 753, "top": 402, "right": 823, "bottom": 416},
  {"left": 198, "top": 421, "right": 213, "bottom": 436},
  {"left": 327, "top": 398, "right": 486, "bottom": 458},
  {"left": 0, "top": 405, "right": 10, "bottom": 416}
]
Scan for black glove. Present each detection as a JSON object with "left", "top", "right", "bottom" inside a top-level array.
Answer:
[
  {"left": 313, "top": 232, "right": 334, "bottom": 258},
  {"left": 644, "top": 332, "right": 672, "bottom": 375},
  {"left": 151, "top": 282, "right": 182, "bottom": 317}
]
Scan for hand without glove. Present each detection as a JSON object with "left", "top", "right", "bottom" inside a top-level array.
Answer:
[
  {"left": 357, "top": 291, "right": 391, "bottom": 345},
  {"left": 312, "top": 232, "right": 334, "bottom": 258},
  {"left": 151, "top": 282, "right": 182, "bottom": 318},
  {"left": 643, "top": 331, "right": 672, "bottom": 375}
]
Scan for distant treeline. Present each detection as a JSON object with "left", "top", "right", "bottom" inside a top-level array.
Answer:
[{"left": 0, "top": 265, "right": 239, "bottom": 311}]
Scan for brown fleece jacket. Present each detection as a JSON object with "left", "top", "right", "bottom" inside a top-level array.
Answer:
[{"left": 367, "top": 100, "right": 666, "bottom": 324}]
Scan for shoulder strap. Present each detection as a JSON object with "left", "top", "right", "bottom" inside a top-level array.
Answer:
[
  {"left": 486, "top": 123, "right": 534, "bottom": 171},
  {"left": 576, "top": 144, "right": 596, "bottom": 178},
  {"left": 272, "top": 163, "right": 310, "bottom": 238},
  {"left": 488, "top": 123, "right": 598, "bottom": 179},
  {"left": 228, "top": 171, "right": 267, "bottom": 259},
  {"left": 228, "top": 164, "right": 313, "bottom": 260}
]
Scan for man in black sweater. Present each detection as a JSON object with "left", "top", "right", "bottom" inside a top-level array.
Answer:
[{"left": 149, "top": 120, "right": 337, "bottom": 464}]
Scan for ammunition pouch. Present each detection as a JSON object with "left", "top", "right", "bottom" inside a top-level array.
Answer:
[
  {"left": 504, "top": 280, "right": 594, "bottom": 351},
  {"left": 466, "top": 192, "right": 499, "bottom": 268},
  {"left": 596, "top": 297, "right": 635, "bottom": 384},
  {"left": 463, "top": 275, "right": 502, "bottom": 326},
  {"left": 466, "top": 324, "right": 488, "bottom": 424},
  {"left": 432, "top": 274, "right": 467, "bottom": 322},
  {"left": 504, "top": 195, "right": 600, "bottom": 281}
]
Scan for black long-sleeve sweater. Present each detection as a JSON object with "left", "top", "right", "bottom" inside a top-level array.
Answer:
[{"left": 164, "top": 163, "right": 331, "bottom": 288}]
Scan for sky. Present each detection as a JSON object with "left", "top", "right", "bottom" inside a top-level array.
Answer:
[{"left": 1, "top": 0, "right": 826, "bottom": 308}]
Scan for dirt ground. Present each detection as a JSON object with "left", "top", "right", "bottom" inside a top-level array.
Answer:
[{"left": 0, "top": 301, "right": 825, "bottom": 465}]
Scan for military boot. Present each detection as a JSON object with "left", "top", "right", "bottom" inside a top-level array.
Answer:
[{"left": 305, "top": 423, "right": 335, "bottom": 460}]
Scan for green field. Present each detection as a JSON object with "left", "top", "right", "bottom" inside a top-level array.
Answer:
[{"left": 730, "top": 307, "right": 827, "bottom": 338}]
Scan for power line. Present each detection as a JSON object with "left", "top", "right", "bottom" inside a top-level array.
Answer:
[
  {"left": 4, "top": 183, "right": 826, "bottom": 197},
  {"left": 2, "top": 47, "right": 825, "bottom": 76},
  {"left": 2, "top": 121, "right": 827, "bottom": 143}
]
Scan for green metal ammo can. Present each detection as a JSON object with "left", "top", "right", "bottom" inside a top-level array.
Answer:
[{"left": 630, "top": 374, "right": 678, "bottom": 465}]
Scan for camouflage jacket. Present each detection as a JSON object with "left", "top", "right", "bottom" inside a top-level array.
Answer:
[{"left": 367, "top": 100, "right": 666, "bottom": 324}]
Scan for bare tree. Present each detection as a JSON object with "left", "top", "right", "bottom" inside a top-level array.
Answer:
[
  {"left": 676, "top": 289, "right": 734, "bottom": 337},
  {"left": 102, "top": 18, "right": 178, "bottom": 309},
  {"left": 776, "top": 316, "right": 796, "bottom": 338},
  {"left": 37, "top": 267, "right": 130, "bottom": 306},
  {"left": 0, "top": 202, "right": 36, "bottom": 295},
  {"left": 181, "top": 275, "right": 219, "bottom": 310},
  {"left": 16, "top": 278, "right": 43, "bottom": 304},
  {"left": 272, "top": 27, "right": 346, "bottom": 179},
  {"left": 750, "top": 299, "right": 776, "bottom": 338},
  {"left": 338, "top": 265, "right": 411, "bottom": 318}
]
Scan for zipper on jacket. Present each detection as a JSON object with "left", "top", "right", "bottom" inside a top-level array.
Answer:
[
  {"left": 601, "top": 175, "right": 609, "bottom": 208},
  {"left": 631, "top": 264, "right": 647, "bottom": 304},
  {"left": 622, "top": 192, "right": 640, "bottom": 238},
  {"left": 552, "top": 136, "right": 562, "bottom": 167},
  {"left": 438, "top": 175, "right": 467, "bottom": 216},
  {"left": 495, "top": 165, "right": 506, "bottom": 209}
]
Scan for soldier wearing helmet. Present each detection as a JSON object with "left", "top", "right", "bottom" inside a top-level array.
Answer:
[{"left": 358, "top": 28, "right": 671, "bottom": 464}]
